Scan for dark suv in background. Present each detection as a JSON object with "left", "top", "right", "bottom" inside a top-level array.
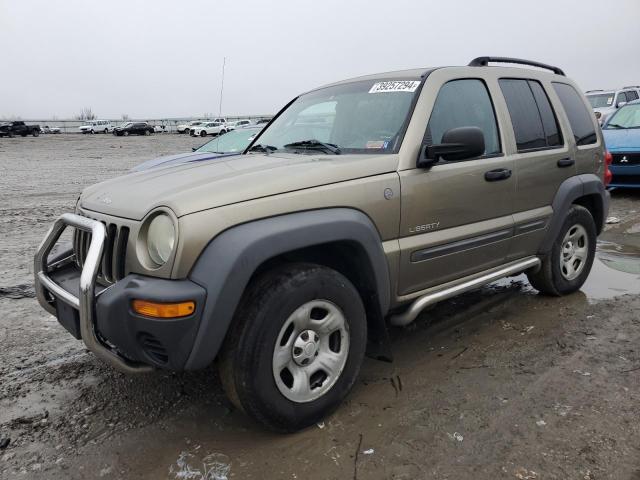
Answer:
[{"left": 112, "top": 122, "right": 155, "bottom": 136}]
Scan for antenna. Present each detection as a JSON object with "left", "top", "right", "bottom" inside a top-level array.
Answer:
[{"left": 218, "top": 57, "right": 226, "bottom": 119}]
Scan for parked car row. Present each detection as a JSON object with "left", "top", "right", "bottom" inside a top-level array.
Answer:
[
  {"left": 177, "top": 118, "right": 265, "bottom": 136},
  {"left": 586, "top": 86, "right": 640, "bottom": 125}
]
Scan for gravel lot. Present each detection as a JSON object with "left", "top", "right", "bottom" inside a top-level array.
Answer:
[{"left": 1, "top": 134, "right": 639, "bottom": 479}]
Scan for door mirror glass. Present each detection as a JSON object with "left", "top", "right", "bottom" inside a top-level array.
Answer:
[
  {"left": 418, "top": 126, "right": 485, "bottom": 168},
  {"left": 617, "top": 101, "right": 627, "bottom": 108}
]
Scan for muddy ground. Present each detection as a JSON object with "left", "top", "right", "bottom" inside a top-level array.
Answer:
[{"left": 1, "top": 134, "right": 639, "bottom": 480}]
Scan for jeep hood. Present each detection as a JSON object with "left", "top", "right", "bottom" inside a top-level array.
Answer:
[{"left": 80, "top": 152, "right": 399, "bottom": 220}]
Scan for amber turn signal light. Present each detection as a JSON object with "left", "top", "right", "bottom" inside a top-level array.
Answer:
[{"left": 132, "top": 299, "right": 195, "bottom": 318}]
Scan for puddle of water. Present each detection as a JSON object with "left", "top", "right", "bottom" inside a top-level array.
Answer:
[
  {"left": 169, "top": 450, "right": 231, "bottom": 480},
  {"left": 580, "top": 243, "right": 640, "bottom": 299},
  {"left": 492, "top": 241, "right": 640, "bottom": 301}
]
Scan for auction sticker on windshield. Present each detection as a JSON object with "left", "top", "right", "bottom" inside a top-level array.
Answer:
[{"left": 369, "top": 81, "right": 420, "bottom": 94}]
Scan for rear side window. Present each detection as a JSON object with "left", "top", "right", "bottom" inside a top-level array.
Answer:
[
  {"left": 426, "top": 79, "right": 501, "bottom": 156},
  {"left": 552, "top": 83, "right": 597, "bottom": 146},
  {"left": 499, "top": 79, "right": 562, "bottom": 151}
]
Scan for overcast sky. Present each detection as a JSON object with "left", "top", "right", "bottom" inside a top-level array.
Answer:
[{"left": 1, "top": 0, "right": 639, "bottom": 119}]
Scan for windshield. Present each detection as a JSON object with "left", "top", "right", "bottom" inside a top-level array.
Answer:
[
  {"left": 587, "top": 93, "right": 614, "bottom": 108},
  {"left": 121, "top": 122, "right": 133, "bottom": 128},
  {"left": 604, "top": 104, "right": 640, "bottom": 129},
  {"left": 197, "top": 128, "right": 261, "bottom": 153},
  {"left": 253, "top": 79, "right": 422, "bottom": 154}
]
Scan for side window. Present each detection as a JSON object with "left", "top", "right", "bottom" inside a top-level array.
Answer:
[
  {"left": 499, "top": 79, "right": 546, "bottom": 151},
  {"left": 627, "top": 91, "right": 639, "bottom": 101},
  {"left": 552, "top": 83, "right": 597, "bottom": 146},
  {"left": 617, "top": 92, "right": 628, "bottom": 105},
  {"left": 426, "top": 79, "right": 500, "bottom": 156},
  {"left": 528, "top": 81, "right": 562, "bottom": 147}
]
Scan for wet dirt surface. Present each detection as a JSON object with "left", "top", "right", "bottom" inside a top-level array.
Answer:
[{"left": 1, "top": 135, "right": 639, "bottom": 479}]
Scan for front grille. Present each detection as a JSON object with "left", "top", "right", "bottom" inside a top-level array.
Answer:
[
  {"left": 73, "top": 221, "right": 129, "bottom": 284},
  {"left": 612, "top": 153, "right": 640, "bottom": 165}
]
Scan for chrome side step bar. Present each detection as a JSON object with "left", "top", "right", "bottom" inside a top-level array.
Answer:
[{"left": 389, "top": 257, "right": 541, "bottom": 327}]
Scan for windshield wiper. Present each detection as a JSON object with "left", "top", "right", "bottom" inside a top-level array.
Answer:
[
  {"left": 606, "top": 123, "right": 627, "bottom": 129},
  {"left": 283, "top": 139, "right": 341, "bottom": 154},
  {"left": 248, "top": 144, "right": 278, "bottom": 155}
]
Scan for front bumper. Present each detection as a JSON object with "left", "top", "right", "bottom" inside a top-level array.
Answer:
[
  {"left": 34, "top": 213, "right": 206, "bottom": 372},
  {"left": 609, "top": 164, "right": 640, "bottom": 188}
]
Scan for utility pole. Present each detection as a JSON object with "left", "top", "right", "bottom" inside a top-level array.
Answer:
[{"left": 218, "top": 57, "right": 226, "bottom": 119}]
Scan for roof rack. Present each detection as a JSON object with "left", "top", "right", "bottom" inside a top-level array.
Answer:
[{"left": 468, "top": 56, "right": 565, "bottom": 76}]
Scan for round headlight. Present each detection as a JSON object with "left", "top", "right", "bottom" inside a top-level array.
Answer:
[{"left": 147, "top": 214, "right": 175, "bottom": 266}]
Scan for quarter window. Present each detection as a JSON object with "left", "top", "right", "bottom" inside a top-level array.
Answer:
[
  {"left": 552, "top": 83, "right": 597, "bottom": 146},
  {"left": 426, "top": 79, "right": 500, "bottom": 156},
  {"left": 499, "top": 79, "right": 562, "bottom": 151}
]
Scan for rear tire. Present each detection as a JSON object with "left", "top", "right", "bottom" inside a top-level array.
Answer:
[
  {"left": 527, "top": 205, "right": 596, "bottom": 296},
  {"left": 123, "top": 131, "right": 129, "bottom": 136},
  {"left": 144, "top": 130, "right": 150, "bottom": 136},
  {"left": 104, "top": 129, "right": 108, "bottom": 134},
  {"left": 219, "top": 263, "right": 366, "bottom": 432}
]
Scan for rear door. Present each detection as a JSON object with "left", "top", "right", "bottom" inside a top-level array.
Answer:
[
  {"left": 397, "top": 76, "right": 515, "bottom": 295},
  {"left": 498, "top": 78, "right": 572, "bottom": 259}
]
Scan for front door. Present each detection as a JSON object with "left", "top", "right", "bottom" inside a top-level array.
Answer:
[{"left": 398, "top": 77, "right": 515, "bottom": 295}]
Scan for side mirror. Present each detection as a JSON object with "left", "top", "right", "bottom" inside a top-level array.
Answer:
[
  {"left": 192, "top": 147, "right": 198, "bottom": 152},
  {"left": 617, "top": 101, "right": 627, "bottom": 108},
  {"left": 417, "top": 126, "right": 485, "bottom": 168}
]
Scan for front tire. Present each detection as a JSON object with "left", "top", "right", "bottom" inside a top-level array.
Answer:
[
  {"left": 200, "top": 130, "right": 207, "bottom": 137},
  {"left": 144, "top": 129, "right": 150, "bottom": 136},
  {"left": 32, "top": 130, "right": 39, "bottom": 137},
  {"left": 527, "top": 205, "right": 596, "bottom": 296},
  {"left": 123, "top": 131, "right": 129, "bottom": 136},
  {"left": 219, "top": 263, "right": 366, "bottom": 432}
]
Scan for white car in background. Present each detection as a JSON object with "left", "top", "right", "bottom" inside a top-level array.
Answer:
[
  {"left": 177, "top": 120, "right": 205, "bottom": 134},
  {"left": 228, "top": 119, "right": 252, "bottom": 130},
  {"left": 191, "top": 121, "right": 229, "bottom": 137},
  {"left": 78, "top": 120, "right": 113, "bottom": 134}
]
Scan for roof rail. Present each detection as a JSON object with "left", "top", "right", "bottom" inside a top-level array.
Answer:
[
  {"left": 468, "top": 56, "right": 565, "bottom": 76},
  {"left": 623, "top": 85, "right": 640, "bottom": 89},
  {"left": 585, "top": 89, "right": 604, "bottom": 93}
]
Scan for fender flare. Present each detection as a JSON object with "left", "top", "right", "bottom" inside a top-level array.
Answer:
[
  {"left": 185, "top": 208, "right": 391, "bottom": 370},
  {"left": 538, "top": 173, "right": 609, "bottom": 254}
]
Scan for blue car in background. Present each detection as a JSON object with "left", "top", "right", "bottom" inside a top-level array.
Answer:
[
  {"left": 132, "top": 125, "right": 263, "bottom": 171},
  {"left": 602, "top": 100, "right": 640, "bottom": 188}
]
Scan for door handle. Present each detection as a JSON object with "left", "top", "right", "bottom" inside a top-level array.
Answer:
[
  {"left": 557, "top": 158, "right": 575, "bottom": 168},
  {"left": 484, "top": 168, "right": 512, "bottom": 182}
]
